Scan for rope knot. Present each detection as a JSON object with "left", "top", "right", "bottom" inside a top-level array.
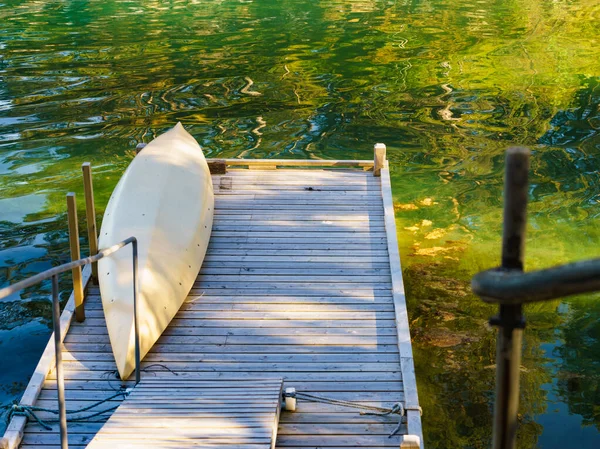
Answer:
[{"left": 389, "top": 402, "right": 405, "bottom": 416}]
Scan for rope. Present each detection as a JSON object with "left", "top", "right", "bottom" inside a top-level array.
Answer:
[
  {"left": 1, "top": 390, "right": 130, "bottom": 430},
  {"left": 1, "top": 365, "right": 178, "bottom": 430},
  {"left": 296, "top": 392, "right": 393, "bottom": 414},
  {"left": 294, "top": 392, "right": 416, "bottom": 438},
  {"left": 142, "top": 364, "right": 179, "bottom": 376}
]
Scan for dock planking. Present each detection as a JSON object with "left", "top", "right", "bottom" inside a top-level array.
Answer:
[
  {"left": 84, "top": 379, "right": 283, "bottom": 449},
  {"left": 3, "top": 158, "right": 423, "bottom": 449}
]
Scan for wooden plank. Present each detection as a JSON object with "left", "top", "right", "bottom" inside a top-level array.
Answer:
[
  {"left": 85, "top": 379, "right": 282, "bottom": 449},
  {"left": 216, "top": 185, "right": 381, "bottom": 191},
  {"left": 70, "top": 317, "right": 396, "bottom": 327},
  {"left": 217, "top": 179, "right": 379, "bottom": 187},
  {"left": 215, "top": 159, "right": 373, "bottom": 167},
  {"left": 63, "top": 343, "right": 399, "bottom": 355},
  {"left": 206, "top": 237, "right": 388, "bottom": 244},
  {"left": 211, "top": 225, "right": 385, "bottom": 232},
  {"left": 48, "top": 371, "right": 402, "bottom": 382},
  {"left": 212, "top": 214, "right": 384, "bottom": 221},
  {"left": 68, "top": 325, "right": 398, "bottom": 336},
  {"left": 56, "top": 360, "right": 404, "bottom": 372},
  {"left": 42, "top": 380, "right": 402, "bottom": 392},
  {"left": 380, "top": 164, "right": 423, "bottom": 447},
  {"left": 205, "top": 252, "right": 389, "bottom": 260},
  {"left": 89, "top": 287, "right": 391, "bottom": 298},
  {"left": 213, "top": 188, "right": 379, "bottom": 195},
  {"left": 83, "top": 293, "right": 394, "bottom": 304},
  {"left": 215, "top": 196, "right": 381, "bottom": 204},
  {"left": 83, "top": 301, "right": 395, "bottom": 312},
  {"left": 192, "top": 282, "right": 392, "bottom": 290},
  {"left": 214, "top": 205, "right": 383, "bottom": 211},
  {"left": 215, "top": 174, "right": 371, "bottom": 182},
  {"left": 194, "top": 275, "right": 390, "bottom": 283},
  {"left": 203, "top": 267, "right": 390, "bottom": 275},
  {"left": 214, "top": 167, "right": 373, "bottom": 176},
  {"left": 198, "top": 270, "right": 390, "bottom": 278},
  {"left": 64, "top": 334, "right": 400, "bottom": 345},
  {"left": 60, "top": 352, "right": 400, "bottom": 363},
  {"left": 207, "top": 243, "right": 388, "bottom": 250}
]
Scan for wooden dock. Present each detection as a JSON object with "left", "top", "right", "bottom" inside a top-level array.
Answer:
[{"left": 2, "top": 153, "right": 423, "bottom": 449}]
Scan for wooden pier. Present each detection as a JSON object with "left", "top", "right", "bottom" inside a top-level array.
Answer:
[{"left": 2, "top": 151, "right": 423, "bottom": 449}]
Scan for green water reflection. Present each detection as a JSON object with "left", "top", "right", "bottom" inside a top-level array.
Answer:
[{"left": 0, "top": 1, "right": 599, "bottom": 447}]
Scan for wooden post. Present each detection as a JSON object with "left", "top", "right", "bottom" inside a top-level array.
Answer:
[
  {"left": 135, "top": 143, "right": 147, "bottom": 154},
  {"left": 82, "top": 163, "right": 99, "bottom": 281},
  {"left": 66, "top": 193, "right": 85, "bottom": 322},
  {"left": 374, "top": 143, "right": 386, "bottom": 176},
  {"left": 208, "top": 159, "right": 227, "bottom": 174}
]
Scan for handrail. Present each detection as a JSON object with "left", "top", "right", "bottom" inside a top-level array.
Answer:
[
  {"left": 0, "top": 238, "right": 136, "bottom": 299},
  {"left": 471, "top": 147, "right": 600, "bottom": 449},
  {"left": 0, "top": 237, "right": 140, "bottom": 449},
  {"left": 472, "top": 258, "right": 600, "bottom": 304}
]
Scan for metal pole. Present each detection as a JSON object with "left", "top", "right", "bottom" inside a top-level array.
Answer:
[
  {"left": 132, "top": 238, "right": 141, "bottom": 385},
  {"left": 82, "top": 163, "right": 99, "bottom": 281},
  {"left": 492, "top": 147, "right": 530, "bottom": 449},
  {"left": 52, "top": 275, "right": 68, "bottom": 449}
]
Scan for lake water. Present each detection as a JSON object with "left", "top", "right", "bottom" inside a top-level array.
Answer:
[{"left": 0, "top": 1, "right": 599, "bottom": 447}]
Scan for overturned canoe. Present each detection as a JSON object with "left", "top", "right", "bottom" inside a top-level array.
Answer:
[{"left": 98, "top": 122, "right": 214, "bottom": 380}]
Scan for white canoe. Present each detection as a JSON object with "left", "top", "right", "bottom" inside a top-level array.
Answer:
[{"left": 98, "top": 123, "right": 214, "bottom": 380}]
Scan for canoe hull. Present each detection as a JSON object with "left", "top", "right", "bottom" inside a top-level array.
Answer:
[{"left": 98, "top": 123, "right": 214, "bottom": 380}]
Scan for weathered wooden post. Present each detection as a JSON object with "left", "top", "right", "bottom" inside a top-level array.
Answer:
[
  {"left": 81, "top": 163, "right": 99, "bottom": 281},
  {"left": 492, "top": 146, "right": 529, "bottom": 449},
  {"left": 67, "top": 193, "right": 85, "bottom": 322},
  {"left": 374, "top": 143, "right": 386, "bottom": 176},
  {"left": 135, "top": 142, "right": 147, "bottom": 154}
]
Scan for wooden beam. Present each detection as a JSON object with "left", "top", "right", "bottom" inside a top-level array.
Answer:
[
  {"left": 66, "top": 193, "right": 85, "bottom": 322},
  {"left": 81, "top": 163, "right": 99, "bottom": 280},
  {"left": 380, "top": 165, "right": 424, "bottom": 447},
  {"left": 209, "top": 159, "right": 374, "bottom": 168},
  {"left": 373, "top": 143, "right": 386, "bottom": 177}
]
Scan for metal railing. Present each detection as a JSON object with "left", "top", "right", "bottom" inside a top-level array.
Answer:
[
  {"left": 0, "top": 237, "right": 141, "bottom": 449},
  {"left": 471, "top": 147, "right": 600, "bottom": 449}
]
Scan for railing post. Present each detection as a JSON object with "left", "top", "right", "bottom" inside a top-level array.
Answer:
[
  {"left": 66, "top": 193, "right": 85, "bottom": 322},
  {"left": 374, "top": 143, "right": 386, "bottom": 177},
  {"left": 132, "top": 238, "right": 141, "bottom": 385},
  {"left": 51, "top": 275, "right": 68, "bottom": 449},
  {"left": 81, "top": 163, "right": 99, "bottom": 281},
  {"left": 492, "top": 147, "right": 530, "bottom": 449}
]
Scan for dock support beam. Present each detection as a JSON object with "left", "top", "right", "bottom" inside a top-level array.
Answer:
[
  {"left": 81, "top": 163, "right": 99, "bottom": 281},
  {"left": 374, "top": 143, "right": 386, "bottom": 176},
  {"left": 66, "top": 193, "right": 85, "bottom": 322}
]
